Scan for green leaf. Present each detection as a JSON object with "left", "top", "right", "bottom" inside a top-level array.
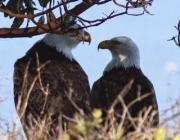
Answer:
[
  {"left": 5, "top": 0, "right": 24, "bottom": 18},
  {"left": 11, "top": 18, "right": 24, "bottom": 28},
  {"left": 24, "top": 0, "right": 33, "bottom": 7},
  {"left": 38, "top": 0, "right": 50, "bottom": 8},
  {"left": 26, "top": 9, "right": 34, "bottom": 15},
  {"left": 24, "top": 0, "right": 36, "bottom": 15}
]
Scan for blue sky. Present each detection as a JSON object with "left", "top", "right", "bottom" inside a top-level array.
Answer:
[{"left": 0, "top": 0, "right": 180, "bottom": 127}]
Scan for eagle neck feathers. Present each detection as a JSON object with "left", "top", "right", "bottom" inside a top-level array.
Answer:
[
  {"left": 104, "top": 44, "right": 140, "bottom": 73},
  {"left": 36, "top": 33, "right": 79, "bottom": 61}
]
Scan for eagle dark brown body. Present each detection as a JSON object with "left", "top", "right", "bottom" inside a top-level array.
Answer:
[
  {"left": 14, "top": 41, "right": 90, "bottom": 140},
  {"left": 91, "top": 67, "right": 159, "bottom": 133}
]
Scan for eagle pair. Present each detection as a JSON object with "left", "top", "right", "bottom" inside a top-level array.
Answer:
[{"left": 13, "top": 23, "right": 159, "bottom": 140}]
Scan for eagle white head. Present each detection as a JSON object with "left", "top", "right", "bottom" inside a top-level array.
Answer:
[
  {"left": 38, "top": 23, "right": 91, "bottom": 60},
  {"left": 98, "top": 36, "right": 140, "bottom": 72}
]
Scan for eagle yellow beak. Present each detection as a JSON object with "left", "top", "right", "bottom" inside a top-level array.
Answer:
[
  {"left": 77, "top": 30, "right": 91, "bottom": 44},
  {"left": 98, "top": 40, "right": 115, "bottom": 51}
]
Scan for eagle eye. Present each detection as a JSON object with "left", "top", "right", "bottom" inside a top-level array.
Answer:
[{"left": 112, "top": 40, "right": 121, "bottom": 45}]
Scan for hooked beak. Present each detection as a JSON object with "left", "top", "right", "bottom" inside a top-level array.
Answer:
[
  {"left": 76, "top": 30, "right": 91, "bottom": 44},
  {"left": 97, "top": 40, "right": 115, "bottom": 51}
]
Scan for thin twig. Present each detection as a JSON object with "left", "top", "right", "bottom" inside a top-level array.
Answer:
[
  {"left": 109, "top": 79, "right": 134, "bottom": 111},
  {"left": 65, "top": 88, "right": 84, "bottom": 116},
  {"left": 62, "top": 114, "right": 77, "bottom": 123}
]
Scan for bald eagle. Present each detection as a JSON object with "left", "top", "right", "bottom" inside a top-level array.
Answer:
[
  {"left": 13, "top": 24, "right": 91, "bottom": 140},
  {"left": 90, "top": 36, "right": 159, "bottom": 134}
]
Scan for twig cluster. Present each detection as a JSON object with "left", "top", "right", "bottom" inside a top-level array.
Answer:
[
  {"left": 0, "top": 66, "right": 180, "bottom": 140},
  {"left": 160, "top": 98, "right": 180, "bottom": 138}
]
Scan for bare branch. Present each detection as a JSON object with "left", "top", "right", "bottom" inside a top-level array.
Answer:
[
  {"left": 0, "top": 8, "right": 33, "bottom": 19},
  {"left": 113, "top": 0, "right": 153, "bottom": 15},
  {"left": 168, "top": 21, "right": 180, "bottom": 47},
  {"left": 113, "top": 0, "right": 152, "bottom": 8},
  {"left": 95, "top": 0, "right": 111, "bottom": 5},
  {"left": 113, "top": 0, "right": 134, "bottom": 8}
]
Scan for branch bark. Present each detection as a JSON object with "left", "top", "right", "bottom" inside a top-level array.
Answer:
[{"left": 0, "top": 2, "right": 93, "bottom": 38}]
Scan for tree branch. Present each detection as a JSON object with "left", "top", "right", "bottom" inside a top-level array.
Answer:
[
  {"left": 0, "top": 1, "right": 94, "bottom": 38},
  {"left": 0, "top": 0, "right": 153, "bottom": 38},
  {"left": 0, "top": 8, "right": 33, "bottom": 19}
]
